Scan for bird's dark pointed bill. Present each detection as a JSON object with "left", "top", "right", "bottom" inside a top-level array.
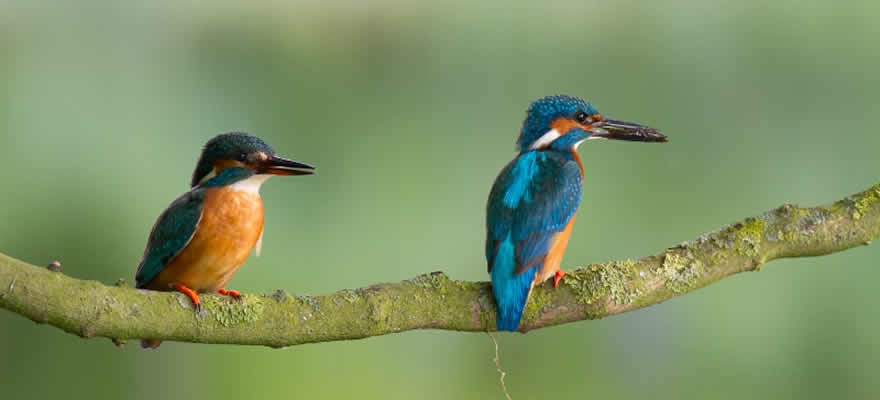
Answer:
[
  {"left": 261, "top": 155, "right": 315, "bottom": 176},
  {"left": 590, "top": 119, "right": 668, "bottom": 142}
]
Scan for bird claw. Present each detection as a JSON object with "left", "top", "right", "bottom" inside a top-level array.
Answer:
[
  {"left": 553, "top": 269, "right": 566, "bottom": 288},
  {"left": 172, "top": 283, "right": 201, "bottom": 312},
  {"left": 219, "top": 288, "right": 241, "bottom": 299}
]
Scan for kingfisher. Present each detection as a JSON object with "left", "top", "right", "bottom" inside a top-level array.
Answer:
[
  {"left": 486, "top": 95, "right": 667, "bottom": 331},
  {"left": 135, "top": 132, "right": 314, "bottom": 348}
]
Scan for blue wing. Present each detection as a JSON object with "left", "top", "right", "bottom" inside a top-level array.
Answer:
[
  {"left": 135, "top": 189, "right": 205, "bottom": 288},
  {"left": 485, "top": 151, "right": 582, "bottom": 330},
  {"left": 486, "top": 151, "right": 582, "bottom": 273}
]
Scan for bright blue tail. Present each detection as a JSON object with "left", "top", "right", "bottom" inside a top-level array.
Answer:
[{"left": 490, "top": 239, "right": 538, "bottom": 331}]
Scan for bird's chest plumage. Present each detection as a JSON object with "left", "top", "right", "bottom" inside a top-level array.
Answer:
[{"left": 152, "top": 187, "right": 265, "bottom": 292}]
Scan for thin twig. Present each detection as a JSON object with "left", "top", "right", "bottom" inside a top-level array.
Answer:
[{"left": 487, "top": 331, "right": 512, "bottom": 400}]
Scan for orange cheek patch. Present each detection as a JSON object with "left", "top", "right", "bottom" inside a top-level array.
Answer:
[
  {"left": 550, "top": 117, "right": 579, "bottom": 135},
  {"left": 550, "top": 117, "right": 594, "bottom": 135},
  {"left": 214, "top": 159, "right": 247, "bottom": 174}
]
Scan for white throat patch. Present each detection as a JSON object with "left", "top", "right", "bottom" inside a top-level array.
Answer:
[
  {"left": 229, "top": 174, "right": 272, "bottom": 194},
  {"left": 529, "top": 129, "right": 561, "bottom": 150}
]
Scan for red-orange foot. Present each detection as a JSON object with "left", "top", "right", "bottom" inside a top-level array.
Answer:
[
  {"left": 141, "top": 339, "right": 163, "bottom": 349},
  {"left": 553, "top": 269, "right": 566, "bottom": 288},
  {"left": 172, "top": 283, "right": 201, "bottom": 312},
  {"left": 218, "top": 288, "right": 241, "bottom": 299}
]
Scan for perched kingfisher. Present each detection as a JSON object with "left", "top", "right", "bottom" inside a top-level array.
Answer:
[
  {"left": 135, "top": 132, "right": 314, "bottom": 348},
  {"left": 486, "top": 95, "right": 667, "bottom": 331}
]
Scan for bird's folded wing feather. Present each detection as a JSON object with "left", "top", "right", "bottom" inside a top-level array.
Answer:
[
  {"left": 486, "top": 152, "right": 582, "bottom": 275},
  {"left": 135, "top": 189, "right": 206, "bottom": 288}
]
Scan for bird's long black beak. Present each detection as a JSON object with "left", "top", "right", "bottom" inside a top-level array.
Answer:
[
  {"left": 589, "top": 119, "right": 668, "bottom": 142},
  {"left": 259, "top": 155, "right": 315, "bottom": 176}
]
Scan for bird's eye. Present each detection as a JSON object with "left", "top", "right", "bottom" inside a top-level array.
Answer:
[
  {"left": 574, "top": 111, "right": 591, "bottom": 125},
  {"left": 238, "top": 152, "right": 248, "bottom": 162}
]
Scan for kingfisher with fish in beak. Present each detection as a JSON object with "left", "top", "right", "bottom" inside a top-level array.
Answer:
[{"left": 486, "top": 95, "right": 667, "bottom": 331}]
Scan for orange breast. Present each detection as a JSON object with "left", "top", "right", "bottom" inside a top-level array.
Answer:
[
  {"left": 533, "top": 215, "right": 576, "bottom": 287},
  {"left": 148, "top": 187, "right": 265, "bottom": 292}
]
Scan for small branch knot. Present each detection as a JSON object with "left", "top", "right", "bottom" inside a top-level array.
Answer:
[{"left": 47, "top": 261, "right": 62, "bottom": 273}]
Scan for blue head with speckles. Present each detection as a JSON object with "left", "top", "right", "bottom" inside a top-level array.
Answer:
[
  {"left": 517, "top": 95, "right": 600, "bottom": 152},
  {"left": 515, "top": 95, "right": 668, "bottom": 152}
]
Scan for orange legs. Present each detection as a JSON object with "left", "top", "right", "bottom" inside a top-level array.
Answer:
[
  {"left": 172, "top": 283, "right": 201, "bottom": 311},
  {"left": 171, "top": 284, "right": 241, "bottom": 313},
  {"left": 553, "top": 269, "right": 566, "bottom": 288},
  {"left": 141, "top": 339, "right": 163, "bottom": 349}
]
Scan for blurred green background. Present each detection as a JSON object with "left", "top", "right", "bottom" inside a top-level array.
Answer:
[{"left": 2, "top": 1, "right": 879, "bottom": 399}]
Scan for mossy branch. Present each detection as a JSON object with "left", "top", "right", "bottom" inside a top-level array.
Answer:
[{"left": 1, "top": 184, "right": 878, "bottom": 347}]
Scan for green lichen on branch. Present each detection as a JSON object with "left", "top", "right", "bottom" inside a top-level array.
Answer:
[
  {"left": 1, "top": 183, "right": 879, "bottom": 347},
  {"left": 520, "top": 285, "right": 552, "bottom": 326},
  {"left": 656, "top": 252, "right": 703, "bottom": 293},
  {"left": 734, "top": 217, "right": 765, "bottom": 257},
  {"left": 850, "top": 184, "right": 880, "bottom": 220},
  {"left": 209, "top": 295, "right": 265, "bottom": 327},
  {"left": 562, "top": 259, "right": 643, "bottom": 310}
]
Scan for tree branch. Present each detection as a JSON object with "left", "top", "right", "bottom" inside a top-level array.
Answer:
[{"left": 1, "top": 184, "right": 878, "bottom": 348}]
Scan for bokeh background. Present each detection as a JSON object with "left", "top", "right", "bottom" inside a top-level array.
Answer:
[{"left": 2, "top": 1, "right": 879, "bottom": 399}]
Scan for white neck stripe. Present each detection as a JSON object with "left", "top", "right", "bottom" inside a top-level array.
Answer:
[{"left": 529, "top": 129, "right": 561, "bottom": 150}]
